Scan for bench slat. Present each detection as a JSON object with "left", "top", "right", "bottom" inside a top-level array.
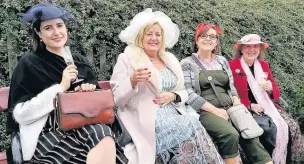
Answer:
[
  {"left": 0, "top": 87, "right": 9, "bottom": 111},
  {"left": 0, "top": 152, "right": 7, "bottom": 164},
  {"left": 0, "top": 81, "right": 109, "bottom": 111}
]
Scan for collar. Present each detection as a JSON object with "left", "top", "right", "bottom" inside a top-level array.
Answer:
[{"left": 124, "top": 45, "right": 184, "bottom": 92}]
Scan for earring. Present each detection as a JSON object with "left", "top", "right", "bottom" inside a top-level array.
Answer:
[{"left": 40, "top": 38, "right": 43, "bottom": 42}]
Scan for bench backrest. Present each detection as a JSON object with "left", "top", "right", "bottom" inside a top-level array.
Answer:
[
  {"left": 0, "top": 152, "right": 7, "bottom": 164},
  {"left": 0, "top": 87, "right": 9, "bottom": 111},
  {"left": 0, "top": 81, "right": 110, "bottom": 112}
]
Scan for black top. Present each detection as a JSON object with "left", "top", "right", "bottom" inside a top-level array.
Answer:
[
  {"left": 6, "top": 48, "right": 99, "bottom": 133},
  {"left": 248, "top": 65, "right": 257, "bottom": 104}
]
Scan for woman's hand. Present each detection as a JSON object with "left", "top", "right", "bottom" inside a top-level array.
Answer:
[
  {"left": 232, "top": 96, "right": 241, "bottom": 106},
  {"left": 74, "top": 83, "right": 96, "bottom": 92},
  {"left": 212, "top": 108, "right": 229, "bottom": 120},
  {"left": 260, "top": 80, "right": 273, "bottom": 92},
  {"left": 154, "top": 92, "right": 176, "bottom": 106},
  {"left": 250, "top": 103, "right": 264, "bottom": 115},
  {"left": 60, "top": 65, "right": 78, "bottom": 91},
  {"left": 130, "top": 68, "right": 151, "bottom": 87},
  {"left": 200, "top": 102, "right": 228, "bottom": 120}
]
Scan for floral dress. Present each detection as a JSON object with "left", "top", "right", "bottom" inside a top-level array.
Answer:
[{"left": 155, "top": 66, "right": 223, "bottom": 164}]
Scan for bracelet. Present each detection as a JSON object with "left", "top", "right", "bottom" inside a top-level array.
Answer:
[{"left": 173, "top": 93, "right": 181, "bottom": 103}]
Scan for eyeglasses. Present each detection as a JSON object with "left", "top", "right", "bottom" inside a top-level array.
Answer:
[{"left": 199, "top": 34, "right": 218, "bottom": 40}]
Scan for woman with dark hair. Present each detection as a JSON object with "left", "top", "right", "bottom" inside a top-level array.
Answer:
[
  {"left": 180, "top": 23, "right": 272, "bottom": 164},
  {"left": 229, "top": 34, "right": 303, "bottom": 163},
  {"left": 6, "top": 2, "right": 127, "bottom": 164}
]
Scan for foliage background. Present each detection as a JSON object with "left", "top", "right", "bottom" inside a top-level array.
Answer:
[{"left": 0, "top": 0, "right": 303, "bottom": 160}]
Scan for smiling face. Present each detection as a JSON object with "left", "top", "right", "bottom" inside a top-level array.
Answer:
[
  {"left": 196, "top": 28, "right": 218, "bottom": 52},
  {"left": 241, "top": 44, "right": 261, "bottom": 64},
  {"left": 36, "top": 18, "right": 67, "bottom": 53},
  {"left": 142, "top": 24, "right": 162, "bottom": 54}
]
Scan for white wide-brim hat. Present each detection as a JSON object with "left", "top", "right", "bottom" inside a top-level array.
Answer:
[
  {"left": 119, "top": 8, "right": 180, "bottom": 48},
  {"left": 234, "top": 34, "right": 269, "bottom": 49}
]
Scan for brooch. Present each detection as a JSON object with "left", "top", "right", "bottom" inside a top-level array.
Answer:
[
  {"left": 207, "top": 76, "right": 213, "bottom": 81},
  {"left": 235, "top": 69, "right": 240, "bottom": 74}
]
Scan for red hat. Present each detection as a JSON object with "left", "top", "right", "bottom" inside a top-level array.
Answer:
[{"left": 194, "top": 23, "right": 223, "bottom": 42}]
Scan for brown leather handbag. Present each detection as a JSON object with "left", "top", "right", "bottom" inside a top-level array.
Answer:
[{"left": 53, "top": 81, "right": 115, "bottom": 131}]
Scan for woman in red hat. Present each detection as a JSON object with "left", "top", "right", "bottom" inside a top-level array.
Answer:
[
  {"left": 228, "top": 34, "right": 303, "bottom": 163},
  {"left": 181, "top": 24, "right": 273, "bottom": 164}
]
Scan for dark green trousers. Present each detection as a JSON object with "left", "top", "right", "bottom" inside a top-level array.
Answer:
[{"left": 199, "top": 111, "right": 272, "bottom": 164}]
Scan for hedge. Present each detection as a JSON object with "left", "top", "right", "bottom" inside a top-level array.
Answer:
[{"left": 0, "top": 0, "right": 303, "bottom": 160}]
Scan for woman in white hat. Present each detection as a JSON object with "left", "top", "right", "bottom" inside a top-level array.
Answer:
[
  {"left": 229, "top": 34, "right": 303, "bottom": 163},
  {"left": 111, "top": 8, "right": 223, "bottom": 164}
]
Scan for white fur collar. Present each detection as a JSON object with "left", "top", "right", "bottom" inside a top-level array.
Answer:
[{"left": 124, "top": 45, "right": 184, "bottom": 93}]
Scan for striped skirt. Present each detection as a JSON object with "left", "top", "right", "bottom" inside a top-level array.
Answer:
[{"left": 29, "top": 112, "right": 128, "bottom": 164}]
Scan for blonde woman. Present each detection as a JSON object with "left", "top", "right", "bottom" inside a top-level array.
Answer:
[{"left": 111, "top": 9, "right": 223, "bottom": 164}]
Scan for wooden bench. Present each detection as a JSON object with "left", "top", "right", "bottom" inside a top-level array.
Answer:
[
  {"left": 0, "top": 82, "right": 291, "bottom": 164},
  {"left": 0, "top": 87, "right": 9, "bottom": 112},
  {"left": 0, "top": 81, "right": 109, "bottom": 164},
  {"left": 0, "top": 87, "right": 9, "bottom": 164},
  {"left": 0, "top": 152, "right": 7, "bottom": 164}
]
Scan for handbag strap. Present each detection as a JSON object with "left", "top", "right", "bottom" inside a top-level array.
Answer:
[{"left": 191, "top": 55, "right": 230, "bottom": 108}]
